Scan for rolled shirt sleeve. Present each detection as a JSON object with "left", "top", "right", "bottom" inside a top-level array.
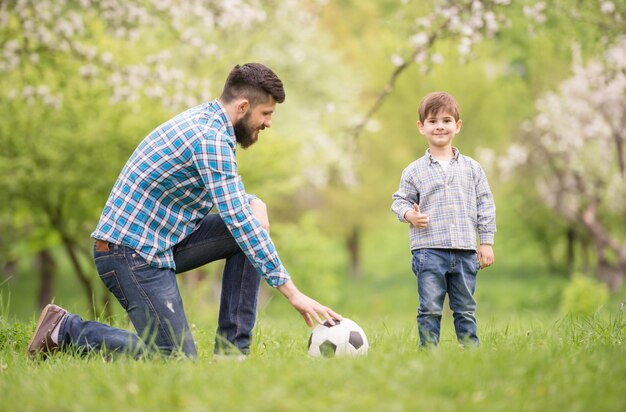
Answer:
[
  {"left": 391, "top": 166, "right": 420, "bottom": 223},
  {"left": 192, "top": 128, "right": 289, "bottom": 287},
  {"left": 474, "top": 164, "right": 496, "bottom": 245}
]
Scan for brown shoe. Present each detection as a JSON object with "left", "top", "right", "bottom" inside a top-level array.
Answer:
[{"left": 27, "top": 304, "right": 68, "bottom": 357}]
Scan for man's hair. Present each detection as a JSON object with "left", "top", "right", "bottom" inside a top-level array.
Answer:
[
  {"left": 220, "top": 63, "right": 285, "bottom": 107},
  {"left": 418, "top": 92, "right": 460, "bottom": 122}
]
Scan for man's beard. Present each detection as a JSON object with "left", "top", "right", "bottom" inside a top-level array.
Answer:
[{"left": 233, "top": 112, "right": 259, "bottom": 149}]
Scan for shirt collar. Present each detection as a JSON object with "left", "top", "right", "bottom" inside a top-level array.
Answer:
[
  {"left": 425, "top": 147, "right": 460, "bottom": 165},
  {"left": 208, "top": 99, "right": 236, "bottom": 143}
]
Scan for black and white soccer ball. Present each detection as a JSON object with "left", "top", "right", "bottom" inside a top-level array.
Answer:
[{"left": 307, "top": 318, "right": 369, "bottom": 357}]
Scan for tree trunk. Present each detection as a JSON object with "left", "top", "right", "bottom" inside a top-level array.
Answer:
[
  {"left": 346, "top": 226, "right": 361, "bottom": 278},
  {"left": 581, "top": 235, "right": 591, "bottom": 273},
  {"left": 3, "top": 259, "right": 17, "bottom": 279},
  {"left": 596, "top": 254, "right": 624, "bottom": 292},
  {"left": 37, "top": 249, "right": 55, "bottom": 309},
  {"left": 580, "top": 200, "right": 626, "bottom": 291}
]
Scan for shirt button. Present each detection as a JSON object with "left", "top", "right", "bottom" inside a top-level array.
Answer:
[{"left": 451, "top": 224, "right": 456, "bottom": 228}]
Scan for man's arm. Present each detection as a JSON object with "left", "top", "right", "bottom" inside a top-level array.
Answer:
[
  {"left": 193, "top": 133, "right": 288, "bottom": 286},
  {"left": 249, "top": 198, "right": 270, "bottom": 234},
  {"left": 277, "top": 280, "right": 341, "bottom": 326},
  {"left": 193, "top": 130, "right": 340, "bottom": 324},
  {"left": 249, "top": 197, "right": 341, "bottom": 323}
]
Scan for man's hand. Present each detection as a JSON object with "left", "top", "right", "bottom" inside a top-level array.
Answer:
[
  {"left": 250, "top": 198, "right": 270, "bottom": 234},
  {"left": 404, "top": 203, "right": 429, "bottom": 229},
  {"left": 277, "top": 280, "right": 342, "bottom": 327},
  {"left": 478, "top": 244, "right": 495, "bottom": 269}
]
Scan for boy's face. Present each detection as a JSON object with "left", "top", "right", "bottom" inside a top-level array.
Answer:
[{"left": 417, "top": 111, "right": 462, "bottom": 149}]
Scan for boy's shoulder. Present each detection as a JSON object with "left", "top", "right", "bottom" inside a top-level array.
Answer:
[
  {"left": 456, "top": 153, "right": 491, "bottom": 184},
  {"left": 457, "top": 152, "right": 482, "bottom": 168},
  {"left": 405, "top": 151, "right": 430, "bottom": 169}
]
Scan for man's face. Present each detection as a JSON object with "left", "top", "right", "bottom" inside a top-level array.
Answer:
[
  {"left": 417, "top": 111, "right": 462, "bottom": 148},
  {"left": 234, "top": 100, "right": 276, "bottom": 149}
]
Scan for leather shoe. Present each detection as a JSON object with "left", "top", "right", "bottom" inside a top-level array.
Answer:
[{"left": 27, "top": 304, "right": 68, "bottom": 357}]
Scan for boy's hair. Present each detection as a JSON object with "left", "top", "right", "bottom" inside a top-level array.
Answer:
[
  {"left": 418, "top": 92, "right": 460, "bottom": 122},
  {"left": 220, "top": 63, "right": 286, "bottom": 107}
]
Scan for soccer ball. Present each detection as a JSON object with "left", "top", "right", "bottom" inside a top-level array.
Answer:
[{"left": 307, "top": 318, "right": 369, "bottom": 357}]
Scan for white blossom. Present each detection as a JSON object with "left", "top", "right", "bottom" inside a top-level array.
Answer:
[
  {"left": 601, "top": 1, "right": 615, "bottom": 14},
  {"left": 431, "top": 53, "right": 444, "bottom": 64},
  {"left": 391, "top": 54, "right": 405, "bottom": 67},
  {"left": 414, "top": 51, "right": 426, "bottom": 64},
  {"left": 501, "top": 38, "right": 626, "bottom": 253},
  {"left": 458, "top": 37, "right": 473, "bottom": 55},
  {"left": 409, "top": 32, "right": 429, "bottom": 47},
  {"left": 79, "top": 64, "right": 99, "bottom": 78},
  {"left": 523, "top": 2, "right": 546, "bottom": 24},
  {"left": 475, "top": 147, "right": 496, "bottom": 174}
]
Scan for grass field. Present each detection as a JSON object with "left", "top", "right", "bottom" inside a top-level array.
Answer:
[{"left": 1, "top": 265, "right": 625, "bottom": 412}]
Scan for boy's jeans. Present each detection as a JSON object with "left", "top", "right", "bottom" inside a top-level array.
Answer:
[
  {"left": 57, "top": 213, "right": 261, "bottom": 358},
  {"left": 411, "top": 248, "right": 480, "bottom": 347}
]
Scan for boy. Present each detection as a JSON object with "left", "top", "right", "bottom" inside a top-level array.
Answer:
[{"left": 391, "top": 92, "right": 496, "bottom": 347}]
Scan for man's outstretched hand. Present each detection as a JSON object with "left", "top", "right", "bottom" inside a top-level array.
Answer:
[{"left": 277, "top": 280, "right": 342, "bottom": 327}]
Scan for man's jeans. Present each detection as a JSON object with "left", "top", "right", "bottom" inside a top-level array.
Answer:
[
  {"left": 411, "top": 248, "right": 480, "bottom": 347},
  {"left": 57, "top": 214, "right": 261, "bottom": 358}
]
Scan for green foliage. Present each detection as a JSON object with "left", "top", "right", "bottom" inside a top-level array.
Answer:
[
  {"left": 561, "top": 273, "right": 610, "bottom": 316},
  {"left": 0, "top": 0, "right": 364, "bottom": 311},
  {"left": 0, "top": 293, "right": 29, "bottom": 354},
  {"left": 271, "top": 214, "right": 348, "bottom": 306}
]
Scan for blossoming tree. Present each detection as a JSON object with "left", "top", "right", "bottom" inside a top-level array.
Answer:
[
  {"left": 0, "top": 0, "right": 360, "bottom": 310},
  {"left": 499, "top": 39, "right": 626, "bottom": 290}
]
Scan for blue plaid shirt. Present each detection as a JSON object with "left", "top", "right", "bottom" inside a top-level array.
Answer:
[
  {"left": 92, "top": 100, "right": 290, "bottom": 287},
  {"left": 391, "top": 148, "right": 496, "bottom": 252}
]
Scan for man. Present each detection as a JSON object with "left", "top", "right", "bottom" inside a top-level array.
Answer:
[{"left": 27, "top": 63, "right": 341, "bottom": 359}]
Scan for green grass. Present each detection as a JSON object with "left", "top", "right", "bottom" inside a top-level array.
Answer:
[{"left": 1, "top": 268, "right": 625, "bottom": 412}]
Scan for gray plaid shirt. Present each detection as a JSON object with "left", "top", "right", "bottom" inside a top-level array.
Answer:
[{"left": 391, "top": 148, "right": 496, "bottom": 252}]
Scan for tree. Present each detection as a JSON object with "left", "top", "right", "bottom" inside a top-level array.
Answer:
[
  {"left": 316, "top": 0, "right": 625, "bottom": 278},
  {"left": 0, "top": 0, "right": 362, "bottom": 312},
  {"left": 499, "top": 39, "right": 626, "bottom": 290}
]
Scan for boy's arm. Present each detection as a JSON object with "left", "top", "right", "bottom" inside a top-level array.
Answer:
[
  {"left": 391, "top": 167, "right": 420, "bottom": 223},
  {"left": 475, "top": 164, "right": 496, "bottom": 268},
  {"left": 475, "top": 164, "right": 496, "bottom": 246}
]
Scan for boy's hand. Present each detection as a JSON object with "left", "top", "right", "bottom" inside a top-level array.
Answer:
[
  {"left": 478, "top": 244, "right": 494, "bottom": 269},
  {"left": 405, "top": 203, "right": 429, "bottom": 229}
]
